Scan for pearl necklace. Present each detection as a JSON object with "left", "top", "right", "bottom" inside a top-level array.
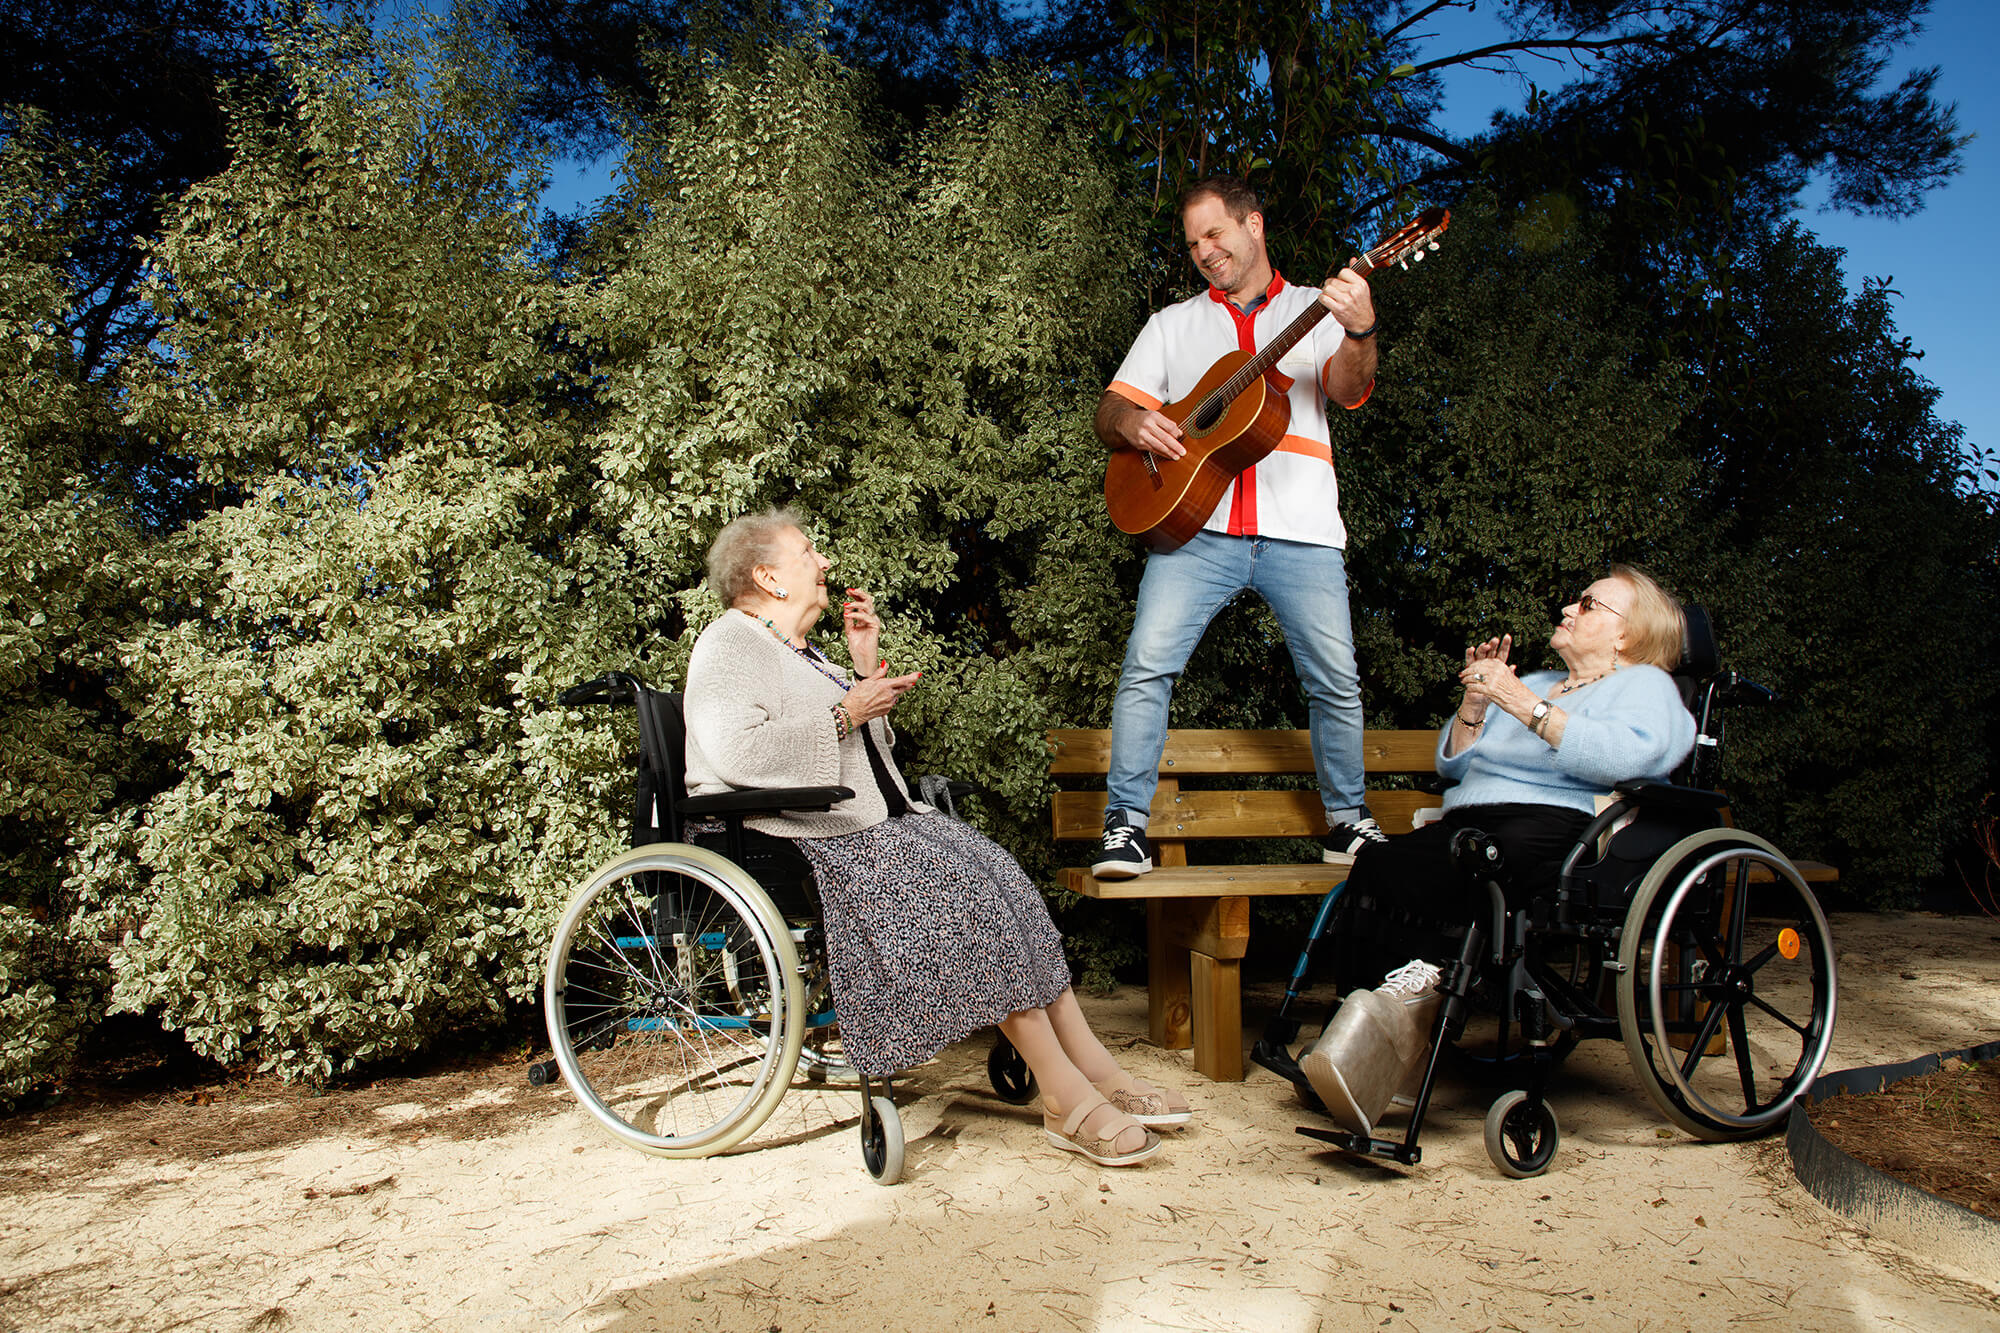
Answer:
[{"left": 741, "top": 609, "right": 851, "bottom": 692}]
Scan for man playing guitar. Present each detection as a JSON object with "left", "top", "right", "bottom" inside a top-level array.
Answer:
[{"left": 1090, "top": 175, "right": 1382, "bottom": 878}]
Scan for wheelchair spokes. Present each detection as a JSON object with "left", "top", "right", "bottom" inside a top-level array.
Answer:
[
  {"left": 546, "top": 846, "right": 809, "bottom": 1156},
  {"left": 1617, "top": 830, "right": 1838, "bottom": 1140}
]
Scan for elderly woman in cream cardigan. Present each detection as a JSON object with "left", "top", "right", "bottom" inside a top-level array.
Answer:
[{"left": 683, "top": 507, "right": 1189, "bottom": 1168}]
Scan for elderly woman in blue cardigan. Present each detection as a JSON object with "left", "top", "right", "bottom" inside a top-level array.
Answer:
[
  {"left": 683, "top": 507, "right": 1187, "bottom": 1168},
  {"left": 1300, "top": 565, "right": 1698, "bottom": 1135}
]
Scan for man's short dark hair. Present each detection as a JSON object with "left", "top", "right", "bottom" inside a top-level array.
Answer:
[{"left": 1179, "top": 175, "right": 1262, "bottom": 223}]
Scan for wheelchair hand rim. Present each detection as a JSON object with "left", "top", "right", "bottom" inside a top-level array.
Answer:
[
  {"left": 543, "top": 842, "right": 808, "bottom": 1156},
  {"left": 1642, "top": 839, "right": 1837, "bottom": 1131}
]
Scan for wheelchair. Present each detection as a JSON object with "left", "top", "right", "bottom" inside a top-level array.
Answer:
[
  {"left": 528, "top": 671, "right": 1037, "bottom": 1184},
  {"left": 1253, "top": 607, "right": 1839, "bottom": 1178}
]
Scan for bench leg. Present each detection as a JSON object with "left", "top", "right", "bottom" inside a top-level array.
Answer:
[
  {"left": 1190, "top": 951, "right": 1244, "bottom": 1081},
  {"left": 1146, "top": 896, "right": 1251, "bottom": 1081},
  {"left": 1147, "top": 900, "right": 1193, "bottom": 1050}
]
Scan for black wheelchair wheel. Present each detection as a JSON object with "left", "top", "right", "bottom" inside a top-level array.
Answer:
[
  {"left": 987, "top": 1035, "right": 1038, "bottom": 1105},
  {"left": 1615, "top": 830, "right": 1838, "bottom": 1141},
  {"left": 1483, "top": 1088, "right": 1560, "bottom": 1178}
]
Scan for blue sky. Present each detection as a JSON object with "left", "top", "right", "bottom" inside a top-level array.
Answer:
[
  {"left": 1798, "top": 0, "right": 1995, "bottom": 464},
  {"left": 531, "top": 2, "right": 1992, "bottom": 464}
]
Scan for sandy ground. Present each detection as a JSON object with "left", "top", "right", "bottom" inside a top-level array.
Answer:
[{"left": 3, "top": 910, "right": 1998, "bottom": 1332}]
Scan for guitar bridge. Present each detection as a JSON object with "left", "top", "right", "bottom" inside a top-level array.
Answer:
[{"left": 1142, "top": 452, "right": 1162, "bottom": 489}]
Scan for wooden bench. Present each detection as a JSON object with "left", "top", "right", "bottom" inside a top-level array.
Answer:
[
  {"left": 1047, "top": 727, "right": 1840, "bottom": 1082},
  {"left": 1049, "top": 728, "right": 1446, "bottom": 1081}
]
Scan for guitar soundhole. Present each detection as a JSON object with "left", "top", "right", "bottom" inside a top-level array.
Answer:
[{"left": 1193, "top": 400, "right": 1223, "bottom": 433}]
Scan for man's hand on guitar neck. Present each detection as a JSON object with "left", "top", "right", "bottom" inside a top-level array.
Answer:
[
  {"left": 1317, "top": 265, "right": 1376, "bottom": 335},
  {"left": 1318, "top": 264, "right": 1379, "bottom": 409},
  {"left": 1094, "top": 390, "right": 1186, "bottom": 460}
]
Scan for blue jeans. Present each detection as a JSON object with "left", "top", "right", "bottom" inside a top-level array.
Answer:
[{"left": 1107, "top": 532, "right": 1366, "bottom": 826}]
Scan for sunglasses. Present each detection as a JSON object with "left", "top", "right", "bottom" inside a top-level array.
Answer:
[{"left": 1577, "top": 592, "right": 1625, "bottom": 618}]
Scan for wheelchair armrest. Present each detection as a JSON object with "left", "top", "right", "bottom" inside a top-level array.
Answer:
[
  {"left": 678, "top": 785, "right": 856, "bottom": 817},
  {"left": 560, "top": 672, "right": 646, "bottom": 707},
  {"left": 1611, "top": 779, "right": 1729, "bottom": 813}
]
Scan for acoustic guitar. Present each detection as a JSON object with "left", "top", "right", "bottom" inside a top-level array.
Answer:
[{"left": 1102, "top": 207, "right": 1450, "bottom": 550}]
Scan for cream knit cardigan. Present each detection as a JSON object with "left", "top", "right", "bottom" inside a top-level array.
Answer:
[{"left": 682, "top": 609, "right": 930, "bottom": 839}]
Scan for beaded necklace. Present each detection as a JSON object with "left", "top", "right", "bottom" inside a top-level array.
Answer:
[
  {"left": 1554, "top": 664, "right": 1617, "bottom": 696},
  {"left": 741, "top": 609, "right": 852, "bottom": 692}
]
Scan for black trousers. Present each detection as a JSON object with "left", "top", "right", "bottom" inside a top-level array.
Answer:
[{"left": 1329, "top": 803, "right": 1592, "bottom": 991}]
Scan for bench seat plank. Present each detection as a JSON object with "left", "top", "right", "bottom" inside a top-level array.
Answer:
[
  {"left": 1060, "top": 861, "right": 1352, "bottom": 900},
  {"left": 1052, "top": 789, "right": 1442, "bottom": 841}
]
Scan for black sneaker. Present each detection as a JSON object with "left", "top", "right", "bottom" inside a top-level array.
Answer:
[
  {"left": 1092, "top": 813, "right": 1153, "bottom": 879},
  {"left": 1322, "top": 816, "right": 1388, "bottom": 861}
]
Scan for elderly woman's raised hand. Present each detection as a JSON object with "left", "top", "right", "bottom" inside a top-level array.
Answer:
[
  {"left": 845, "top": 666, "right": 922, "bottom": 726},
  {"left": 843, "top": 586, "right": 882, "bottom": 676},
  {"left": 1459, "top": 634, "right": 1513, "bottom": 710}
]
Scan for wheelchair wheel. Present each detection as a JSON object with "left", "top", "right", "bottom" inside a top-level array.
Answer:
[
  {"left": 1483, "top": 1089, "right": 1560, "bottom": 1178},
  {"left": 862, "top": 1093, "right": 905, "bottom": 1185},
  {"left": 1615, "top": 829, "right": 1837, "bottom": 1141},
  {"left": 545, "top": 843, "right": 807, "bottom": 1157},
  {"left": 987, "top": 1034, "right": 1038, "bottom": 1105}
]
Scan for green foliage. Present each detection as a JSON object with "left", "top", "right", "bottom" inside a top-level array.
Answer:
[
  {"left": 1668, "top": 225, "right": 2000, "bottom": 901},
  {"left": 1338, "top": 195, "right": 1695, "bottom": 716},
  {"left": 0, "top": 112, "right": 135, "bottom": 1102},
  {"left": 74, "top": 13, "right": 634, "bottom": 1082},
  {"left": 568, "top": 36, "right": 1151, "bottom": 972},
  {"left": 2, "top": 5, "right": 1988, "bottom": 1095},
  {"left": 0, "top": 905, "right": 93, "bottom": 1107}
]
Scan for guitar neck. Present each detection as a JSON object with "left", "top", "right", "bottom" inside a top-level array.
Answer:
[{"left": 1229, "top": 250, "right": 1388, "bottom": 393}]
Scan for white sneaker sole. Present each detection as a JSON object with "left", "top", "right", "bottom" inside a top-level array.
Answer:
[{"left": 1091, "top": 858, "right": 1152, "bottom": 879}]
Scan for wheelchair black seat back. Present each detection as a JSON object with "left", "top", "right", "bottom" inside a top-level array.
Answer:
[
  {"left": 532, "top": 670, "right": 1036, "bottom": 1184},
  {"left": 1262, "top": 605, "right": 1838, "bottom": 1178}
]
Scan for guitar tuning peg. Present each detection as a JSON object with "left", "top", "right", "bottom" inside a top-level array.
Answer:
[
  {"left": 1399, "top": 259, "right": 1410, "bottom": 269},
  {"left": 1428, "top": 241, "right": 1440, "bottom": 251},
  {"left": 1412, "top": 250, "right": 1424, "bottom": 261}
]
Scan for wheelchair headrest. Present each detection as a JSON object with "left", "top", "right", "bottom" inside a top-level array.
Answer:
[{"left": 1678, "top": 604, "right": 1718, "bottom": 679}]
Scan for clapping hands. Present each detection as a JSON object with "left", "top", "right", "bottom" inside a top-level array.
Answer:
[{"left": 1459, "top": 633, "right": 1520, "bottom": 711}]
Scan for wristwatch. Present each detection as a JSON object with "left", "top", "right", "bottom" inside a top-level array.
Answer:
[{"left": 1529, "top": 700, "right": 1552, "bottom": 731}]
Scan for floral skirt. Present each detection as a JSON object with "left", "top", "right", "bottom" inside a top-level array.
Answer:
[{"left": 792, "top": 811, "right": 1072, "bottom": 1076}]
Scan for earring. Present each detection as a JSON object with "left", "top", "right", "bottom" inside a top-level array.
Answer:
[{"left": 774, "top": 588, "right": 789, "bottom": 600}]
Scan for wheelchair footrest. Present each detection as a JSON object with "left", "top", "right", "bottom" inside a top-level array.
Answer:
[
  {"left": 1250, "top": 1039, "right": 1308, "bottom": 1089},
  {"left": 1296, "top": 1124, "right": 1422, "bottom": 1166}
]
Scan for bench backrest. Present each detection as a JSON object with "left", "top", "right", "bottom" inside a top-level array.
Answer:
[{"left": 1047, "top": 727, "right": 1444, "bottom": 843}]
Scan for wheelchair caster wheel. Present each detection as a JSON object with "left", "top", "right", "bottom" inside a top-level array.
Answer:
[
  {"left": 526, "top": 1058, "right": 560, "bottom": 1087},
  {"left": 988, "top": 1036, "right": 1037, "bottom": 1105},
  {"left": 862, "top": 1094, "right": 904, "bottom": 1185},
  {"left": 1484, "top": 1089, "right": 1559, "bottom": 1178}
]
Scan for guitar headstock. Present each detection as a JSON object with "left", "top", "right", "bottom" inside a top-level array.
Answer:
[{"left": 1357, "top": 207, "right": 1450, "bottom": 276}]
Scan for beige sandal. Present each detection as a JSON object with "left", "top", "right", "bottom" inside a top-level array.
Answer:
[
  {"left": 1044, "top": 1092, "right": 1161, "bottom": 1166},
  {"left": 1092, "top": 1076, "right": 1193, "bottom": 1127}
]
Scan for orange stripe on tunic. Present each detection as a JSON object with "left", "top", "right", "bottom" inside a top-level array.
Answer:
[
  {"left": 1107, "top": 381, "right": 1162, "bottom": 411},
  {"left": 1273, "top": 435, "right": 1333, "bottom": 463}
]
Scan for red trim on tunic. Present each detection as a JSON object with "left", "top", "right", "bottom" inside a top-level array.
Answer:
[{"left": 1209, "top": 272, "right": 1287, "bottom": 535}]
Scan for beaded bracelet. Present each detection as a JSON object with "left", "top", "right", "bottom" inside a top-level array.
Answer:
[
  {"left": 831, "top": 703, "right": 852, "bottom": 741},
  {"left": 1457, "top": 712, "right": 1484, "bottom": 728}
]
